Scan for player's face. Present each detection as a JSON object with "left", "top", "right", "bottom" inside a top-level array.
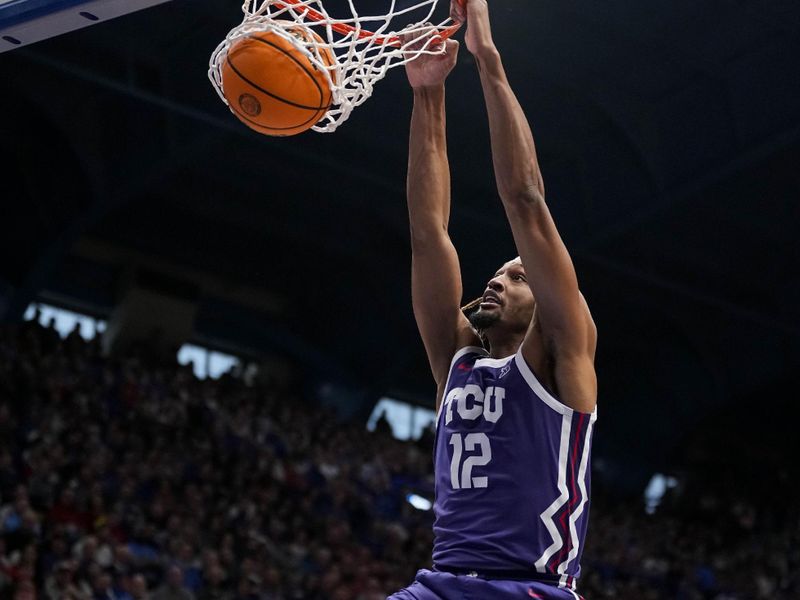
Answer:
[{"left": 470, "top": 258, "right": 535, "bottom": 332}]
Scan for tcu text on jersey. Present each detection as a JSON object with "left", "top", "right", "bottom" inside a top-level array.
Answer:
[{"left": 443, "top": 384, "right": 505, "bottom": 425}]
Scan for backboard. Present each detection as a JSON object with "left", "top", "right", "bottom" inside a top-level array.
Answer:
[{"left": 0, "top": 0, "right": 173, "bottom": 53}]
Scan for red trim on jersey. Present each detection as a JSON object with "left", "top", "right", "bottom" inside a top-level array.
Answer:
[{"left": 549, "top": 412, "right": 587, "bottom": 571}]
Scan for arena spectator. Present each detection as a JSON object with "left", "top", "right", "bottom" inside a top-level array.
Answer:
[
  {"left": 152, "top": 567, "right": 193, "bottom": 600},
  {"left": 0, "top": 319, "right": 797, "bottom": 599}
]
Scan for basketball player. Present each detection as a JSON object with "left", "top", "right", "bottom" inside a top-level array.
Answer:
[{"left": 390, "top": 1, "right": 597, "bottom": 599}]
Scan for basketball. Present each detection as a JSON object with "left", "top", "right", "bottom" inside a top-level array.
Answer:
[{"left": 221, "top": 23, "right": 336, "bottom": 136}]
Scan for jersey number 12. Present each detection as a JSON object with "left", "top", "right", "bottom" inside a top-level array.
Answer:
[{"left": 449, "top": 433, "right": 492, "bottom": 489}]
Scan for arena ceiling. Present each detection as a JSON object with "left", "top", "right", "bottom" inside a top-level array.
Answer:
[{"left": 2, "top": 0, "right": 799, "bottom": 483}]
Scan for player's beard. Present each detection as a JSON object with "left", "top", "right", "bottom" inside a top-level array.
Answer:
[{"left": 469, "top": 307, "right": 500, "bottom": 332}]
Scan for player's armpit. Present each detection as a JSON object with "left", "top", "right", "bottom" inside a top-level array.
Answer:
[{"left": 411, "top": 235, "right": 481, "bottom": 388}]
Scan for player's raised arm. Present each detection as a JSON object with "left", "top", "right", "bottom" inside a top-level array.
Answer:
[
  {"left": 454, "top": 0, "right": 597, "bottom": 411},
  {"left": 403, "top": 34, "right": 481, "bottom": 395}
]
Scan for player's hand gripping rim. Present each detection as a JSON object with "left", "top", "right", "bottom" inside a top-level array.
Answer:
[{"left": 401, "top": 24, "right": 460, "bottom": 89}]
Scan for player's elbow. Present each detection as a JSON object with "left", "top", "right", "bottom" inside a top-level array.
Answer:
[
  {"left": 409, "top": 221, "right": 449, "bottom": 250},
  {"left": 501, "top": 185, "right": 547, "bottom": 222},
  {"left": 500, "top": 182, "right": 545, "bottom": 210},
  {"left": 497, "top": 160, "right": 544, "bottom": 204}
]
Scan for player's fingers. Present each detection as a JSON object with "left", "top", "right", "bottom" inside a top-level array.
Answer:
[
  {"left": 429, "top": 38, "right": 457, "bottom": 62},
  {"left": 399, "top": 30, "right": 418, "bottom": 47},
  {"left": 401, "top": 22, "right": 435, "bottom": 48},
  {"left": 450, "top": 0, "right": 466, "bottom": 24},
  {"left": 466, "top": 0, "right": 487, "bottom": 20}
]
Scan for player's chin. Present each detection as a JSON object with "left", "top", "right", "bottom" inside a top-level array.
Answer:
[{"left": 469, "top": 306, "right": 501, "bottom": 331}]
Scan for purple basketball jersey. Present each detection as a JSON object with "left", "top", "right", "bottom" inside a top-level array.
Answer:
[{"left": 432, "top": 346, "right": 597, "bottom": 591}]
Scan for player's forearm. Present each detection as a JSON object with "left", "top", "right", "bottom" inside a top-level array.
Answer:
[
  {"left": 407, "top": 85, "right": 452, "bottom": 244},
  {"left": 475, "top": 48, "right": 545, "bottom": 204}
]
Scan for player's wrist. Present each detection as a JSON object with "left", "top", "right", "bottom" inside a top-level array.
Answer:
[
  {"left": 412, "top": 83, "right": 446, "bottom": 96},
  {"left": 470, "top": 41, "right": 499, "bottom": 61}
]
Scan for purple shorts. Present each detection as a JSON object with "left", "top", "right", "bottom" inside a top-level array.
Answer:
[{"left": 388, "top": 570, "right": 584, "bottom": 600}]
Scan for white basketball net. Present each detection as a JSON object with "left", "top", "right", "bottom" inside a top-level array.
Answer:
[{"left": 209, "top": 0, "right": 458, "bottom": 133}]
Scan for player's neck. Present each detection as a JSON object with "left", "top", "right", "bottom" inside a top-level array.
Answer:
[{"left": 485, "top": 331, "right": 526, "bottom": 359}]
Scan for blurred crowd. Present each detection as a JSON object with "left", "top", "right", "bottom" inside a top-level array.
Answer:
[
  {"left": 0, "top": 317, "right": 797, "bottom": 600},
  {"left": 581, "top": 487, "right": 799, "bottom": 599}
]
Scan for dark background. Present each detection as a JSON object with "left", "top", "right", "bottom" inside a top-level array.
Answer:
[{"left": 2, "top": 0, "right": 800, "bottom": 489}]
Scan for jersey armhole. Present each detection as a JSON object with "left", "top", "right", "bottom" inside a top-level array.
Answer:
[
  {"left": 514, "top": 350, "right": 598, "bottom": 417},
  {"left": 435, "top": 346, "right": 488, "bottom": 423}
]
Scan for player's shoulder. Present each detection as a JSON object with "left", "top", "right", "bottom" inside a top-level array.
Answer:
[
  {"left": 432, "top": 322, "right": 483, "bottom": 386},
  {"left": 452, "top": 345, "right": 489, "bottom": 364},
  {"left": 442, "top": 345, "right": 487, "bottom": 376}
]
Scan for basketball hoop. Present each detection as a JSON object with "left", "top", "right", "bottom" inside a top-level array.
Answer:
[{"left": 209, "top": 0, "right": 461, "bottom": 133}]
